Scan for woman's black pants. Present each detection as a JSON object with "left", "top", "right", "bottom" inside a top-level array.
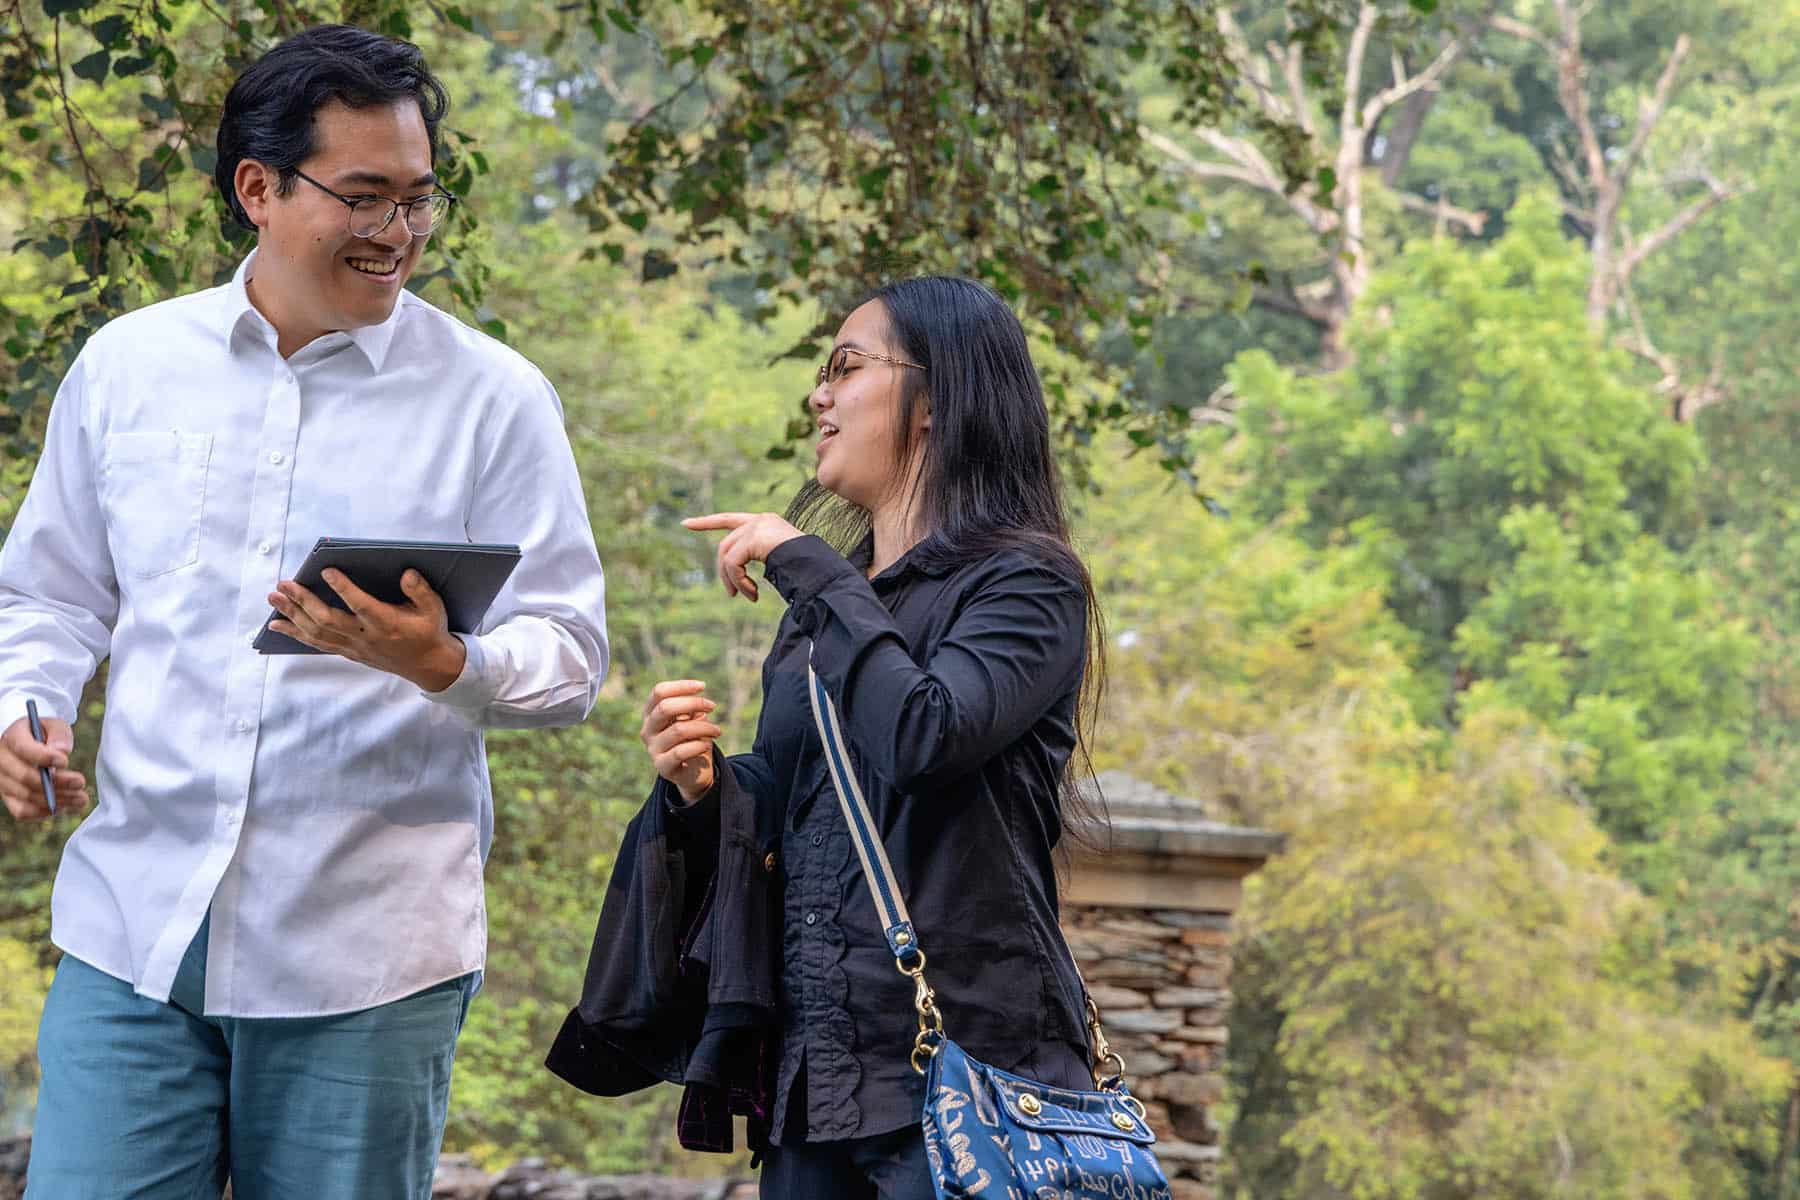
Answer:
[{"left": 758, "top": 1125, "right": 935, "bottom": 1199}]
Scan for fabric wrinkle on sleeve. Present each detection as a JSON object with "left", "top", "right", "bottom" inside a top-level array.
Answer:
[
  {"left": 765, "top": 539, "right": 1087, "bottom": 793},
  {"left": 422, "top": 366, "right": 609, "bottom": 728},
  {"left": 0, "top": 350, "right": 118, "bottom": 723}
]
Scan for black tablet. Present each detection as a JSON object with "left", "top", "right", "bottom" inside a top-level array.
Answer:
[{"left": 252, "top": 537, "right": 522, "bottom": 655}]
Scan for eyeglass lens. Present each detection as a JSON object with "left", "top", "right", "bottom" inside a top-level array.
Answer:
[{"left": 347, "top": 195, "right": 453, "bottom": 239}]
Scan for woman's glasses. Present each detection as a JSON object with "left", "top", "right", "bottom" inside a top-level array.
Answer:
[{"left": 816, "top": 345, "right": 928, "bottom": 387}]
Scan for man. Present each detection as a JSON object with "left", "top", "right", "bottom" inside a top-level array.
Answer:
[{"left": 0, "top": 25, "right": 608, "bottom": 1198}]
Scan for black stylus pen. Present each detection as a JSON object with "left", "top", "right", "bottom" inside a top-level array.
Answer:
[{"left": 25, "top": 700, "right": 56, "bottom": 814}]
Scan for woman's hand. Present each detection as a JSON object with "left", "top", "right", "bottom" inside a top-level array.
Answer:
[
  {"left": 641, "top": 680, "right": 721, "bottom": 804},
  {"left": 682, "top": 512, "right": 805, "bottom": 603}
]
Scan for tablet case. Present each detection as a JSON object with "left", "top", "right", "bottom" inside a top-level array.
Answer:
[{"left": 252, "top": 537, "right": 522, "bottom": 655}]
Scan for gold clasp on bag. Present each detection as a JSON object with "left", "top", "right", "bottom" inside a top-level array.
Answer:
[
  {"left": 1085, "top": 994, "right": 1129, "bottom": 1090},
  {"left": 898, "top": 952, "right": 945, "bottom": 1074}
]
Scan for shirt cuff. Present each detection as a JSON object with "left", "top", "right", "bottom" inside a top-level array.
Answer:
[
  {"left": 764, "top": 536, "right": 860, "bottom": 626},
  {"left": 0, "top": 689, "right": 72, "bottom": 730},
  {"left": 420, "top": 634, "right": 500, "bottom": 710}
]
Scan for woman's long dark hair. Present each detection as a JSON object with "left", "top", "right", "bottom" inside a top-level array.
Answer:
[{"left": 786, "top": 275, "right": 1110, "bottom": 848}]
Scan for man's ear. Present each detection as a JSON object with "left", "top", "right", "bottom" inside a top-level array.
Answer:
[{"left": 234, "top": 160, "right": 277, "bottom": 229}]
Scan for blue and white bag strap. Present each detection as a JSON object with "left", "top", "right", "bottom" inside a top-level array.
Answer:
[
  {"left": 806, "top": 652, "right": 946, "bottom": 1072},
  {"left": 807, "top": 645, "right": 1139, "bottom": 1095},
  {"left": 805, "top": 658, "right": 921, "bottom": 966}
]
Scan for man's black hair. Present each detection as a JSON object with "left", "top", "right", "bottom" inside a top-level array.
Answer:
[{"left": 214, "top": 24, "right": 449, "bottom": 231}]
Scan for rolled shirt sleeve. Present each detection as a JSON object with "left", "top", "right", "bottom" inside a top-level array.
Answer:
[
  {"left": 423, "top": 368, "right": 608, "bottom": 727},
  {"left": 0, "top": 352, "right": 118, "bottom": 725}
]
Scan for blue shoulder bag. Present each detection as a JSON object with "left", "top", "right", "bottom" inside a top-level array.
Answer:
[{"left": 807, "top": 663, "right": 1173, "bottom": 1200}]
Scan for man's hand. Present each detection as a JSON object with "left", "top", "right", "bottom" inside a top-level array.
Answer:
[
  {"left": 267, "top": 569, "right": 467, "bottom": 692},
  {"left": 681, "top": 512, "right": 805, "bottom": 603},
  {"left": 1, "top": 715, "right": 89, "bottom": 822}
]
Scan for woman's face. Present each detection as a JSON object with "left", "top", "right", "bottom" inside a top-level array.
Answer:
[{"left": 809, "top": 300, "right": 928, "bottom": 512}]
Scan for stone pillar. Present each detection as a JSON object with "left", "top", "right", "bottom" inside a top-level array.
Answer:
[{"left": 1061, "top": 773, "right": 1285, "bottom": 1200}]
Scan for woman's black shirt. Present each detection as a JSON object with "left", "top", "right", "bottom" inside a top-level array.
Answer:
[{"left": 673, "top": 531, "right": 1094, "bottom": 1144}]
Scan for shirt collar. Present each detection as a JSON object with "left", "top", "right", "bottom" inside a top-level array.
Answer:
[
  {"left": 853, "top": 532, "right": 959, "bottom": 585},
  {"left": 221, "top": 250, "right": 406, "bottom": 372}
]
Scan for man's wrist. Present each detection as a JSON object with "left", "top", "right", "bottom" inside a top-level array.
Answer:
[{"left": 407, "top": 634, "right": 468, "bottom": 694}]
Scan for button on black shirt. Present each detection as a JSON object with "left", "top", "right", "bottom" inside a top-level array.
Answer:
[{"left": 721, "top": 532, "right": 1095, "bottom": 1144}]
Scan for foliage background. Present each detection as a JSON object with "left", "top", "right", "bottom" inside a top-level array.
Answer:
[{"left": 3, "top": 1, "right": 1799, "bottom": 1195}]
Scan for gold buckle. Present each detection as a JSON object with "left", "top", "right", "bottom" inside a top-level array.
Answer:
[{"left": 897, "top": 952, "right": 944, "bottom": 1074}]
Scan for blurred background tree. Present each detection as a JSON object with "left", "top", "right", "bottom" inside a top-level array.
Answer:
[{"left": 6, "top": 0, "right": 1800, "bottom": 1194}]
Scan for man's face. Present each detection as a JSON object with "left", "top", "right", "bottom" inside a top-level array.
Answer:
[{"left": 243, "top": 99, "right": 436, "bottom": 339}]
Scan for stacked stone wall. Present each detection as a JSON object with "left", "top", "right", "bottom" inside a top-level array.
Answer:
[{"left": 1064, "top": 905, "right": 1234, "bottom": 1200}]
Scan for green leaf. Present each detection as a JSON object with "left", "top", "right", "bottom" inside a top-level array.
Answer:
[
  {"left": 1315, "top": 165, "right": 1337, "bottom": 195},
  {"left": 60, "top": 279, "right": 94, "bottom": 298},
  {"left": 444, "top": 6, "right": 475, "bottom": 32},
  {"left": 607, "top": 7, "right": 637, "bottom": 33},
  {"left": 856, "top": 165, "right": 891, "bottom": 202},
  {"left": 139, "top": 91, "right": 175, "bottom": 121},
  {"left": 189, "top": 143, "right": 217, "bottom": 175},
  {"left": 43, "top": 0, "right": 95, "bottom": 16},
  {"left": 70, "top": 51, "right": 110, "bottom": 84},
  {"left": 691, "top": 44, "right": 716, "bottom": 70},
  {"left": 641, "top": 249, "right": 679, "bottom": 282},
  {"left": 111, "top": 56, "right": 151, "bottom": 78},
  {"left": 90, "top": 15, "right": 128, "bottom": 47}
]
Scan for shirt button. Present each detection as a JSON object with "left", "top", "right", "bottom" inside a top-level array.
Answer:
[
  {"left": 257, "top": 541, "right": 273, "bottom": 556},
  {"left": 811, "top": 833, "right": 824, "bottom": 847},
  {"left": 234, "top": 718, "right": 250, "bottom": 733},
  {"left": 804, "top": 912, "right": 819, "bottom": 927},
  {"left": 268, "top": 451, "right": 284, "bottom": 465}
]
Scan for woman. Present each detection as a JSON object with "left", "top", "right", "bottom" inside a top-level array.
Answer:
[{"left": 641, "top": 276, "right": 1105, "bottom": 1199}]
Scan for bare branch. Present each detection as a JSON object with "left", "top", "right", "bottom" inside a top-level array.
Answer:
[
  {"left": 1394, "top": 191, "right": 1488, "bottom": 235},
  {"left": 1616, "top": 175, "right": 1741, "bottom": 283},
  {"left": 1340, "top": 2, "right": 1381, "bottom": 142},
  {"left": 1253, "top": 281, "right": 1336, "bottom": 327},
  {"left": 1551, "top": 0, "right": 1608, "bottom": 197},
  {"left": 1144, "top": 126, "right": 1277, "bottom": 192},
  {"left": 1146, "top": 126, "right": 1337, "bottom": 236},
  {"left": 1486, "top": 13, "right": 1554, "bottom": 53},
  {"left": 1362, "top": 36, "right": 1463, "bottom": 129},
  {"left": 1272, "top": 39, "right": 1318, "bottom": 142},
  {"left": 1217, "top": 10, "right": 1297, "bottom": 132},
  {"left": 1618, "top": 280, "right": 1728, "bottom": 422},
  {"left": 1612, "top": 34, "right": 1691, "bottom": 209}
]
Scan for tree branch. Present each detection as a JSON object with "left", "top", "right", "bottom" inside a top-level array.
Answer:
[
  {"left": 1144, "top": 126, "right": 1277, "bottom": 192},
  {"left": 1272, "top": 39, "right": 1317, "bottom": 142},
  {"left": 1394, "top": 191, "right": 1487, "bottom": 235},
  {"left": 1551, "top": 0, "right": 1608, "bottom": 199},
  {"left": 1361, "top": 35, "right": 1463, "bottom": 130},
  {"left": 1612, "top": 34, "right": 1691, "bottom": 208},
  {"left": 1616, "top": 175, "right": 1739, "bottom": 283}
]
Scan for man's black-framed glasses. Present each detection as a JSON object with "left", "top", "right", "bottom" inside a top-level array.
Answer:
[{"left": 292, "top": 168, "right": 457, "bottom": 239}]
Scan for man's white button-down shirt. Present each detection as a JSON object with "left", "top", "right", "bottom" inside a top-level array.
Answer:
[{"left": 0, "top": 253, "right": 609, "bottom": 1017}]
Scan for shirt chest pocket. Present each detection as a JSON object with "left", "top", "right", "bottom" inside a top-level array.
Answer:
[{"left": 100, "top": 431, "right": 213, "bottom": 579}]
